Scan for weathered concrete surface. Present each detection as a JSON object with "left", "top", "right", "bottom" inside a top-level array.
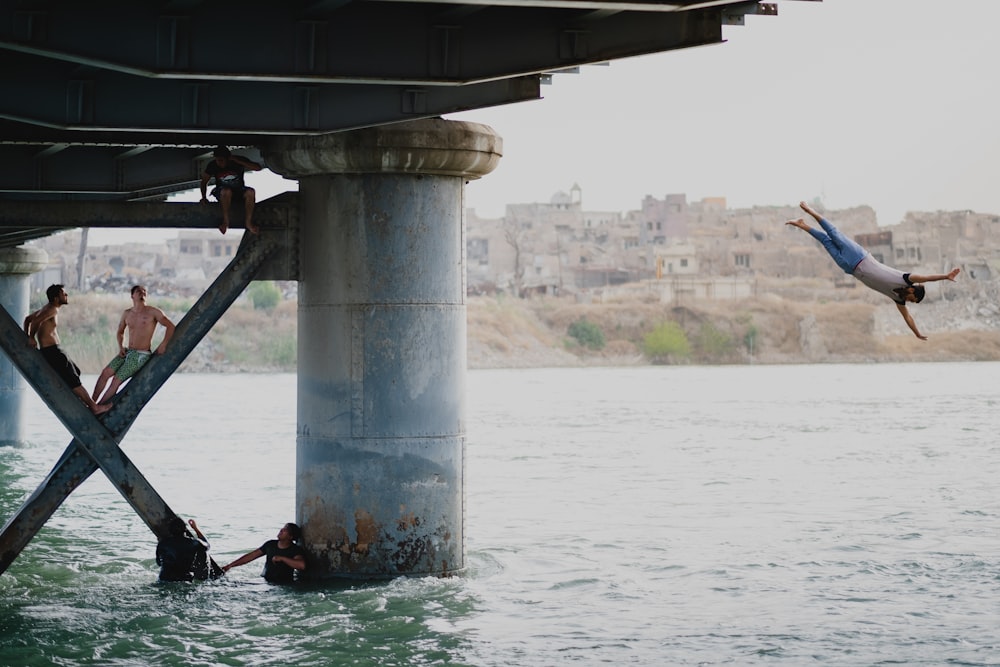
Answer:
[{"left": 265, "top": 118, "right": 500, "bottom": 578}]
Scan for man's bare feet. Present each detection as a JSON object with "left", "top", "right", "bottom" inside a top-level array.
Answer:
[
  {"left": 219, "top": 220, "right": 229, "bottom": 234},
  {"left": 246, "top": 220, "right": 260, "bottom": 235},
  {"left": 785, "top": 217, "right": 810, "bottom": 231},
  {"left": 92, "top": 403, "right": 111, "bottom": 415},
  {"left": 799, "top": 201, "right": 821, "bottom": 219}
]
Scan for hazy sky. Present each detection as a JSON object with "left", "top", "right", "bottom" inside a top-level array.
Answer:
[
  {"left": 93, "top": 0, "right": 998, "bottom": 245},
  {"left": 447, "top": 0, "right": 1000, "bottom": 224}
]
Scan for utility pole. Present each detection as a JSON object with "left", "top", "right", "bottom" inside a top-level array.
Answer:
[{"left": 76, "top": 228, "right": 89, "bottom": 289}]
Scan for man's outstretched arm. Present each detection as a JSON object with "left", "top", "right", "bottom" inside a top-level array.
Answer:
[
  {"left": 896, "top": 303, "right": 927, "bottom": 340},
  {"left": 909, "top": 268, "right": 960, "bottom": 283},
  {"left": 231, "top": 155, "right": 262, "bottom": 172}
]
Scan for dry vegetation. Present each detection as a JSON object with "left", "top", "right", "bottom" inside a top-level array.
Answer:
[
  {"left": 35, "top": 288, "right": 1000, "bottom": 373},
  {"left": 467, "top": 291, "right": 1000, "bottom": 368}
]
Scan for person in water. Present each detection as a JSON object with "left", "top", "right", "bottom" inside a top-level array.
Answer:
[
  {"left": 786, "top": 201, "right": 960, "bottom": 340},
  {"left": 222, "top": 522, "right": 306, "bottom": 583},
  {"left": 156, "top": 517, "right": 211, "bottom": 582}
]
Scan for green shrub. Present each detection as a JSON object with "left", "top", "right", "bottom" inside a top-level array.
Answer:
[
  {"left": 694, "top": 322, "right": 735, "bottom": 361},
  {"left": 642, "top": 321, "right": 690, "bottom": 363},
  {"left": 567, "top": 318, "right": 605, "bottom": 351},
  {"left": 248, "top": 281, "right": 281, "bottom": 311}
]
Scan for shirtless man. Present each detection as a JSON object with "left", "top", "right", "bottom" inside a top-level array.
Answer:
[
  {"left": 24, "top": 284, "right": 111, "bottom": 415},
  {"left": 786, "top": 201, "right": 960, "bottom": 340},
  {"left": 92, "top": 285, "right": 175, "bottom": 404}
]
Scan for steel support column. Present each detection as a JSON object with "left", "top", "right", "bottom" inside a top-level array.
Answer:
[
  {"left": 264, "top": 118, "right": 501, "bottom": 578},
  {"left": 0, "top": 245, "right": 48, "bottom": 445}
]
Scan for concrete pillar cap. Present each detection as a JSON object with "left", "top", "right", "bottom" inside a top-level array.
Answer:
[
  {"left": 263, "top": 118, "right": 502, "bottom": 180},
  {"left": 0, "top": 245, "right": 49, "bottom": 275}
]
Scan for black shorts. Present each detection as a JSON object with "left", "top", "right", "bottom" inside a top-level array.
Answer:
[
  {"left": 210, "top": 185, "right": 253, "bottom": 199},
  {"left": 40, "top": 345, "right": 83, "bottom": 389}
]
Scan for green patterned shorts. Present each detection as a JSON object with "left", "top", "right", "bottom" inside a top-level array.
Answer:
[{"left": 107, "top": 349, "right": 152, "bottom": 381}]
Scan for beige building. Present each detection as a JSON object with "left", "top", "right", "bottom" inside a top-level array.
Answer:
[
  {"left": 468, "top": 188, "right": 997, "bottom": 303},
  {"left": 24, "top": 189, "right": 998, "bottom": 305}
]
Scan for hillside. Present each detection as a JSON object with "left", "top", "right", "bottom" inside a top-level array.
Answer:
[
  {"left": 467, "top": 289, "right": 1000, "bottom": 367},
  {"left": 37, "top": 287, "right": 1000, "bottom": 375}
]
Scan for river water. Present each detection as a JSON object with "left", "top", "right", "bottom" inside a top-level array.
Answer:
[{"left": 1, "top": 363, "right": 999, "bottom": 666}]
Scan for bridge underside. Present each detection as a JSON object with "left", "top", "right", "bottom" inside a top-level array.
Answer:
[
  {"left": 0, "top": 0, "right": 815, "bottom": 578},
  {"left": 0, "top": 0, "right": 812, "bottom": 241}
]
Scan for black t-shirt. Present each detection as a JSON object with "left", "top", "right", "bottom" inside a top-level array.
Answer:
[
  {"left": 259, "top": 539, "right": 306, "bottom": 583},
  {"left": 156, "top": 536, "right": 209, "bottom": 582}
]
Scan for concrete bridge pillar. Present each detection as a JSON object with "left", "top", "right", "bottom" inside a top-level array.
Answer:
[
  {"left": 264, "top": 118, "right": 501, "bottom": 578},
  {"left": 0, "top": 246, "right": 50, "bottom": 445}
]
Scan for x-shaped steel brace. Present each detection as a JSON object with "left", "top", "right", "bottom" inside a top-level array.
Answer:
[{"left": 0, "top": 232, "right": 279, "bottom": 576}]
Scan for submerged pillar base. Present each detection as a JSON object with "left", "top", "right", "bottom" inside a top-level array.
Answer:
[{"left": 265, "top": 119, "right": 501, "bottom": 578}]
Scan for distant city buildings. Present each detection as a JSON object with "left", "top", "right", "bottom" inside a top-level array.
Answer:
[
  {"left": 28, "top": 230, "right": 244, "bottom": 297},
  {"left": 26, "top": 188, "right": 1000, "bottom": 303},
  {"left": 466, "top": 186, "right": 1000, "bottom": 301}
]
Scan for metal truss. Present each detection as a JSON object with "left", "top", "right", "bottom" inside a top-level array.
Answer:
[{"left": 0, "top": 227, "right": 290, "bottom": 576}]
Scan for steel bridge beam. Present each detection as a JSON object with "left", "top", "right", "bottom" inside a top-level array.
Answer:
[
  {"left": 0, "top": 4, "right": 728, "bottom": 85},
  {"left": 0, "top": 52, "right": 542, "bottom": 136},
  {"left": 0, "top": 227, "right": 292, "bottom": 575},
  {"left": 0, "top": 194, "right": 300, "bottom": 249}
]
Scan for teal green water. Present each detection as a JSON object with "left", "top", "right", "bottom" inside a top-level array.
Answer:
[
  {"left": 0, "top": 556, "right": 479, "bottom": 667},
  {"left": 1, "top": 374, "right": 486, "bottom": 666},
  {"left": 3, "top": 366, "right": 1000, "bottom": 665}
]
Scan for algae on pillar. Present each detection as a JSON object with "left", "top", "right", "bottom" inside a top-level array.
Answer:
[{"left": 264, "top": 119, "right": 501, "bottom": 578}]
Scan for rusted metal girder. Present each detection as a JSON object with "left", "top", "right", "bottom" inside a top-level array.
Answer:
[
  {"left": 0, "top": 226, "right": 291, "bottom": 575},
  {"left": 0, "top": 193, "right": 299, "bottom": 250}
]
